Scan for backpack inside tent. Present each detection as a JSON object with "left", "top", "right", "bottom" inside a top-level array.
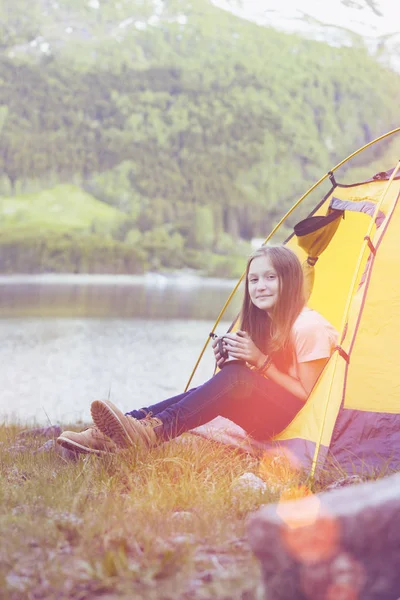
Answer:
[{"left": 193, "top": 135, "right": 400, "bottom": 477}]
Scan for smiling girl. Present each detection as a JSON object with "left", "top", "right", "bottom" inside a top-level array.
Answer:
[{"left": 57, "top": 245, "right": 338, "bottom": 455}]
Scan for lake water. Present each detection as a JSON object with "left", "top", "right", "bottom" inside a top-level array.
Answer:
[{"left": 0, "top": 274, "right": 243, "bottom": 426}]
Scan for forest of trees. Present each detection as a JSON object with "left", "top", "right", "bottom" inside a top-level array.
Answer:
[{"left": 1, "top": 0, "right": 400, "bottom": 275}]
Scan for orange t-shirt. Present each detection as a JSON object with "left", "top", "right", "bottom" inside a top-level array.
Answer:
[{"left": 288, "top": 307, "right": 338, "bottom": 378}]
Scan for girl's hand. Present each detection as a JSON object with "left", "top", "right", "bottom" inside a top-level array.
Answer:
[
  {"left": 211, "top": 336, "right": 226, "bottom": 368},
  {"left": 222, "top": 331, "right": 264, "bottom": 366}
]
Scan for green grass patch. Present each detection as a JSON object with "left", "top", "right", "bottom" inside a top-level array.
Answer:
[
  {"left": 0, "top": 422, "right": 323, "bottom": 600},
  {"left": 2, "top": 419, "right": 384, "bottom": 599},
  {"left": 0, "top": 184, "right": 125, "bottom": 234}
]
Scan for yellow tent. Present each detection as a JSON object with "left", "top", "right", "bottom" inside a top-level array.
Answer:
[{"left": 190, "top": 128, "right": 400, "bottom": 476}]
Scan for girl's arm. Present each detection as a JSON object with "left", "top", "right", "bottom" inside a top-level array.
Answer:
[
  {"left": 223, "top": 331, "right": 328, "bottom": 401},
  {"left": 265, "top": 358, "right": 328, "bottom": 402}
]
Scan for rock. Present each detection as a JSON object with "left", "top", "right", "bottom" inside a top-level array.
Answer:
[
  {"left": 7, "top": 443, "right": 29, "bottom": 455},
  {"left": 231, "top": 473, "right": 269, "bottom": 513},
  {"left": 247, "top": 472, "right": 400, "bottom": 600},
  {"left": 324, "top": 474, "right": 363, "bottom": 491},
  {"left": 34, "top": 439, "right": 56, "bottom": 454},
  {"left": 18, "top": 425, "right": 62, "bottom": 439},
  {"left": 171, "top": 511, "right": 194, "bottom": 524},
  {"left": 232, "top": 472, "right": 267, "bottom": 495},
  {"left": 171, "top": 534, "right": 196, "bottom": 547},
  {"left": 34, "top": 439, "right": 78, "bottom": 461}
]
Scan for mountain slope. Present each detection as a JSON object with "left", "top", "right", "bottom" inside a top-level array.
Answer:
[{"left": 0, "top": 0, "right": 399, "bottom": 274}]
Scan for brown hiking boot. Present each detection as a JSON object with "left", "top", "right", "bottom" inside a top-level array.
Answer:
[
  {"left": 90, "top": 399, "right": 163, "bottom": 449},
  {"left": 56, "top": 426, "right": 117, "bottom": 456}
]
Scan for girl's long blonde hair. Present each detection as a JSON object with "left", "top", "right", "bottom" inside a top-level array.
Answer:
[{"left": 240, "top": 245, "right": 305, "bottom": 368}]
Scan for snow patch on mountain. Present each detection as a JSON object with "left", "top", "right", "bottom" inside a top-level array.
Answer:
[
  {"left": 210, "top": 0, "right": 399, "bottom": 38},
  {"left": 211, "top": 0, "right": 400, "bottom": 71}
]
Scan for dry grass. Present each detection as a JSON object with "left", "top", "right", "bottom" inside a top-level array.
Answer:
[{"left": 0, "top": 423, "right": 338, "bottom": 600}]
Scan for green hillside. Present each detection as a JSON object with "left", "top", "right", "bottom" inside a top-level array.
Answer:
[
  {"left": 0, "top": 185, "right": 124, "bottom": 231},
  {"left": 1, "top": 0, "right": 399, "bottom": 274}
]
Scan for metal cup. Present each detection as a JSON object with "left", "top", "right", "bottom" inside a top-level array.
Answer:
[{"left": 218, "top": 335, "right": 244, "bottom": 367}]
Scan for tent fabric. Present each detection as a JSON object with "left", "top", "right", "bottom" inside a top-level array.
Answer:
[
  {"left": 277, "top": 169, "right": 400, "bottom": 475},
  {"left": 329, "top": 183, "right": 400, "bottom": 473},
  {"left": 195, "top": 163, "right": 400, "bottom": 477},
  {"left": 329, "top": 197, "right": 386, "bottom": 227}
]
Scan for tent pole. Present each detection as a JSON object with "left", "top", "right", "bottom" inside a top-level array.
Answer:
[
  {"left": 310, "top": 160, "right": 400, "bottom": 478},
  {"left": 185, "top": 127, "right": 400, "bottom": 392}
]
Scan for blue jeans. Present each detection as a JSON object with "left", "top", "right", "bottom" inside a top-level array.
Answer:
[{"left": 126, "top": 363, "right": 304, "bottom": 442}]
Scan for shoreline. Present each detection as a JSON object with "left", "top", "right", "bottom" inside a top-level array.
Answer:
[{"left": 0, "top": 271, "right": 240, "bottom": 287}]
